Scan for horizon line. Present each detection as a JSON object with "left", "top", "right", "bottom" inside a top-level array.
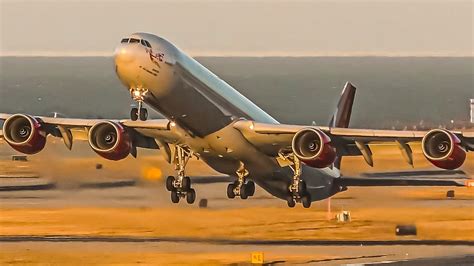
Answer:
[{"left": 1, "top": 51, "right": 473, "bottom": 58}]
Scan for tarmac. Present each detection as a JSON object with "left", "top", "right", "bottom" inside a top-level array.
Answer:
[{"left": 0, "top": 141, "right": 473, "bottom": 265}]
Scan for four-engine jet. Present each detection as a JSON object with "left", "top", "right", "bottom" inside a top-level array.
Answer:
[{"left": 1, "top": 33, "right": 473, "bottom": 207}]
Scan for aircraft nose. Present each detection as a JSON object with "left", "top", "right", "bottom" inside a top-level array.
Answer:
[{"left": 114, "top": 43, "right": 136, "bottom": 64}]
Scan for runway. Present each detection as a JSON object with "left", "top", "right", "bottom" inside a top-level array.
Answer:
[
  {"left": 0, "top": 142, "right": 473, "bottom": 265},
  {"left": 1, "top": 235, "right": 473, "bottom": 246},
  {"left": 1, "top": 182, "right": 473, "bottom": 265},
  {"left": 1, "top": 239, "right": 473, "bottom": 265}
]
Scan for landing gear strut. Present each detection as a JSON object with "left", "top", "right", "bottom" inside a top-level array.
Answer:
[
  {"left": 130, "top": 88, "right": 148, "bottom": 121},
  {"left": 165, "top": 145, "right": 196, "bottom": 204},
  {"left": 280, "top": 153, "right": 311, "bottom": 208},
  {"left": 227, "top": 163, "right": 255, "bottom": 200}
]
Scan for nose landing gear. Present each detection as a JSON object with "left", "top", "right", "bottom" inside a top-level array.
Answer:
[
  {"left": 165, "top": 145, "right": 196, "bottom": 204},
  {"left": 129, "top": 88, "right": 148, "bottom": 121}
]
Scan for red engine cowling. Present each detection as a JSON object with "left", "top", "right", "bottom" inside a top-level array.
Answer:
[
  {"left": 291, "top": 127, "right": 337, "bottom": 168},
  {"left": 2, "top": 114, "right": 47, "bottom": 154},
  {"left": 88, "top": 121, "right": 132, "bottom": 161},
  {"left": 422, "top": 129, "right": 466, "bottom": 170}
]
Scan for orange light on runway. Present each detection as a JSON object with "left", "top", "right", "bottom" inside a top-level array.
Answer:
[
  {"left": 142, "top": 166, "right": 163, "bottom": 181},
  {"left": 465, "top": 180, "right": 474, "bottom": 187}
]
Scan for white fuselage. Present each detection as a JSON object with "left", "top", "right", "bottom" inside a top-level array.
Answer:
[{"left": 114, "top": 33, "right": 340, "bottom": 201}]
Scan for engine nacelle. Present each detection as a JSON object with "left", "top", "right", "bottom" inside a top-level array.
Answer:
[
  {"left": 291, "top": 127, "right": 337, "bottom": 168},
  {"left": 2, "top": 114, "right": 47, "bottom": 154},
  {"left": 88, "top": 121, "right": 132, "bottom": 161},
  {"left": 422, "top": 129, "right": 466, "bottom": 170}
]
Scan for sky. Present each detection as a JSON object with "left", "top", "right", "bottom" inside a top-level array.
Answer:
[{"left": 0, "top": 0, "right": 472, "bottom": 56}]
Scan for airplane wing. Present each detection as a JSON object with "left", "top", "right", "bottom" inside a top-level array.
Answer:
[
  {"left": 0, "top": 113, "right": 180, "bottom": 162},
  {"left": 233, "top": 120, "right": 474, "bottom": 167}
]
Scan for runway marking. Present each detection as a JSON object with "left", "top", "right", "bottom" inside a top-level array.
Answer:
[
  {"left": 297, "top": 254, "right": 391, "bottom": 264},
  {"left": 0, "top": 235, "right": 473, "bottom": 246},
  {"left": 362, "top": 255, "right": 474, "bottom": 265}
]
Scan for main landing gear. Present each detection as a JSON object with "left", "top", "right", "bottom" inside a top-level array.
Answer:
[
  {"left": 165, "top": 145, "right": 196, "bottom": 204},
  {"left": 227, "top": 164, "right": 255, "bottom": 200},
  {"left": 130, "top": 88, "right": 148, "bottom": 121},
  {"left": 280, "top": 153, "right": 312, "bottom": 208}
]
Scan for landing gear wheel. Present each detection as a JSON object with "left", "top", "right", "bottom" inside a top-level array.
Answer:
[
  {"left": 301, "top": 194, "right": 311, "bottom": 208},
  {"left": 246, "top": 181, "right": 255, "bottom": 197},
  {"left": 182, "top": 176, "right": 191, "bottom": 191},
  {"left": 287, "top": 197, "right": 296, "bottom": 208},
  {"left": 166, "top": 176, "right": 175, "bottom": 191},
  {"left": 186, "top": 189, "right": 196, "bottom": 204},
  {"left": 298, "top": 180, "right": 307, "bottom": 195},
  {"left": 130, "top": 108, "right": 138, "bottom": 121},
  {"left": 240, "top": 184, "right": 248, "bottom": 199},
  {"left": 171, "top": 190, "right": 179, "bottom": 203},
  {"left": 139, "top": 108, "right": 148, "bottom": 121},
  {"left": 227, "top": 183, "right": 236, "bottom": 199}
]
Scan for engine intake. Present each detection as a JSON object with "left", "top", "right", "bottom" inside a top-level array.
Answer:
[
  {"left": 422, "top": 129, "right": 466, "bottom": 170},
  {"left": 2, "top": 114, "right": 46, "bottom": 154},
  {"left": 88, "top": 121, "right": 132, "bottom": 161},
  {"left": 291, "top": 128, "right": 337, "bottom": 168}
]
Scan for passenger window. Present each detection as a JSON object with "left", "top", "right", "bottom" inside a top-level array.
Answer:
[
  {"left": 144, "top": 40, "right": 152, "bottom": 48},
  {"left": 121, "top": 38, "right": 129, "bottom": 43},
  {"left": 129, "top": 38, "right": 140, "bottom": 43}
]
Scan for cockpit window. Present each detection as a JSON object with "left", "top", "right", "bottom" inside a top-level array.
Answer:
[
  {"left": 129, "top": 38, "right": 140, "bottom": 43},
  {"left": 121, "top": 38, "right": 129, "bottom": 43},
  {"left": 140, "top": 39, "right": 147, "bottom": 47},
  {"left": 144, "top": 40, "right": 152, "bottom": 48}
]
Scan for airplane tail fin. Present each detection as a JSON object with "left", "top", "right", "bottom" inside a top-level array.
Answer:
[
  {"left": 329, "top": 82, "right": 356, "bottom": 169},
  {"left": 328, "top": 82, "right": 356, "bottom": 128}
]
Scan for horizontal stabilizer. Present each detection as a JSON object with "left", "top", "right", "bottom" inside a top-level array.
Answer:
[
  {"left": 361, "top": 169, "right": 466, "bottom": 178},
  {"left": 335, "top": 177, "right": 468, "bottom": 187},
  {"left": 336, "top": 170, "right": 471, "bottom": 187}
]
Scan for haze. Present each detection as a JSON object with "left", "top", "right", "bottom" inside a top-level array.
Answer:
[{"left": 1, "top": 0, "right": 472, "bottom": 56}]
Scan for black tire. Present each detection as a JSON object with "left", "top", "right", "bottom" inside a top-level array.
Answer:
[
  {"left": 301, "top": 194, "right": 311, "bottom": 208},
  {"left": 166, "top": 176, "right": 175, "bottom": 191},
  {"left": 171, "top": 190, "right": 179, "bottom": 203},
  {"left": 298, "top": 180, "right": 307, "bottom": 195},
  {"left": 246, "top": 181, "right": 255, "bottom": 197},
  {"left": 287, "top": 197, "right": 296, "bottom": 208},
  {"left": 227, "top": 183, "right": 235, "bottom": 199},
  {"left": 139, "top": 108, "right": 148, "bottom": 121},
  {"left": 186, "top": 189, "right": 196, "bottom": 204},
  {"left": 130, "top": 108, "right": 138, "bottom": 121},
  {"left": 182, "top": 176, "right": 191, "bottom": 191},
  {"left": 240, "top": 185, "right": 248, "bottom": 199}
]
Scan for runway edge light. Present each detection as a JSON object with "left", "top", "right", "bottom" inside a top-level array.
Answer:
[{"left": 465, "top": 180, "right": 474, "bottom": 188}]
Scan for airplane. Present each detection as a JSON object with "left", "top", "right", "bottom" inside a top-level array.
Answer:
[{"left": 1, "top": 32, "right": 473, "bottom": 208}]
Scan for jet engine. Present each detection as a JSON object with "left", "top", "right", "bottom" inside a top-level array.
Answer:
[
  {"left": 88, "top": 121, "right": 132, "bottom": 161},
  {"left": 291, "top": 127, "right": 337, "bottom": 168},
  {"left": 422, "top": 129, "right": 466, "bottom": 170},
  {"left": 2, "top": 114, "right": 47, "bottom": 154}
]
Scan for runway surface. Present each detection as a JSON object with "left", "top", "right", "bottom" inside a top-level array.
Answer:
[
  {"left": 0, "top": 143, "right": 473, "bottom": 265},
  {"left": 1, "top": 235, "right": 474, "bottom": 246},
  {"left": 1, "top": 181, "right": 473, "bottom": 265},
  {"left": 1, "top": 240, "right": 472, "bottom": 265}
]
